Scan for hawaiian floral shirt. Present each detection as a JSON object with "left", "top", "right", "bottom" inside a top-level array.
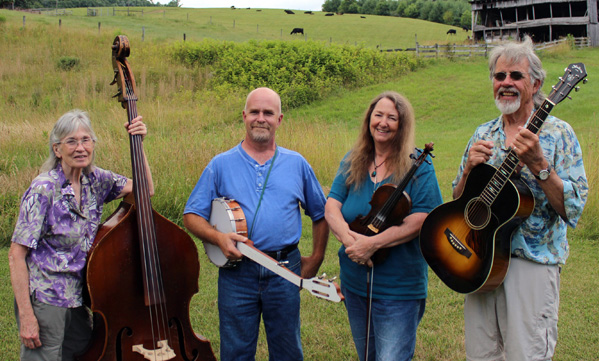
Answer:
[
  {"left": 452, "top": 114, "right": 588, "bottom": 265},
  {"left": 11, "top": 164, "right": 127, "bottom": 307}
]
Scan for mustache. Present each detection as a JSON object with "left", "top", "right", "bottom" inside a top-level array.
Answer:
[{"left": 497, "top": 86, "right": 520, "bottom": 96}]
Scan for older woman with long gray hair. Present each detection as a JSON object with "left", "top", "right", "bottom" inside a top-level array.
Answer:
[{"left": 8, "top": 109, "right": 153, "bottom": 360}]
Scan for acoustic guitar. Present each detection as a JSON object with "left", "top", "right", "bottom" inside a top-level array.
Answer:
[
  {"left": 206, "top": 197, "right": 343, "bottom": 303},
  {"left": 420, "top": 63, "right": 587, "bottom": 294}
]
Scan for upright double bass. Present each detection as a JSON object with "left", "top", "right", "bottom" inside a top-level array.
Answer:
[{"left": 78, "top": 35, "right": 217, "bottom": 361}]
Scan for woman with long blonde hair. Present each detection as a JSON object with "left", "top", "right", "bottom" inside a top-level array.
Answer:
[{"left": 325, "top": 91, "right": 443, "bottom": 361}]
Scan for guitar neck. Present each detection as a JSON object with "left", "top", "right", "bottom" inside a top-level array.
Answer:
[{"left": 481, "top": 100, "right": 554, "bottom": 207}]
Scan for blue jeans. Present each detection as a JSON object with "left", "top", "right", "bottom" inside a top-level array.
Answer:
[
  {"left": 342, "top": 285, "right": 425, "bottom": 361},
  {"left": 218, "top": 248, "right": 302, "bottom": 361}
]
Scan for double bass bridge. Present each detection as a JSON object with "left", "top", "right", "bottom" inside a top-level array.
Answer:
[{"left": 132, "top": 340, "right": 176, "bottom": 361}]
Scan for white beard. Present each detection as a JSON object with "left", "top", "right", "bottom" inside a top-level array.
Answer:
[{"left": 495, "top": 87, "right": 521, "bottom": 115}]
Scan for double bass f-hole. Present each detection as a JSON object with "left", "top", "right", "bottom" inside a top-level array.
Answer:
[{"left": 77, "top": 35, "right": 217, "bottom": 361}]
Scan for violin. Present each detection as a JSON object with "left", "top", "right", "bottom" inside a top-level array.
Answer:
[
  {"left": 349, "top": 143, "right": 434, "bottom": 264},
  {"left": 77, "top": 35, "right": 216, "bottom": 361}
]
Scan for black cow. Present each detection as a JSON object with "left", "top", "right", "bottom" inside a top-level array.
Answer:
[
  {"left": 290, "top": 27, "right": 304, "bottom": 35},
  {"left": 325, "top": 13, "right": 334, "bottom": 16},
  {"left": 360, "top": 16, "right": 366, "bottom": 18},
  {"left": 304, "top": 11, "right": 313, "bottom": 14},
  {"left": 284, "top": 9, "right": 295, "bottom": 14},
  {"left": 462, "top": 27, "right": 469, "bottom": 31},
  {"left": 447, "top": 29, "right": 457, "bottom": 35}
]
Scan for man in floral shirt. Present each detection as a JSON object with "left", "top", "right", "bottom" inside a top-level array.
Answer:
[{"left": 452, "top": 37, "right": 588, "bottom": 360}]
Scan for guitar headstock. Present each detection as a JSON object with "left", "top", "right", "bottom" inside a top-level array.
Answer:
[
  {"left": 301, "top": 274, "right": 343, "bottom": 302},
  {"left": 548, "top": 63, "right": 587, "bottom": 105}
]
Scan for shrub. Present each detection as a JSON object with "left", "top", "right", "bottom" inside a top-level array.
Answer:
[
  {"left": 171, "top": 40, "right": 424, "bottom": 109},
  {"left": 56, "top": 56, "right": 80, "bottom": 71}
]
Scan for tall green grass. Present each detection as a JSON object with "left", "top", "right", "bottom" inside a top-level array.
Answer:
[{"left": 1, "top": 8, "right": 598, "bottom": 361}]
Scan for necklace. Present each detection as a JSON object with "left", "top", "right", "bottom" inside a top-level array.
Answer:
[{"left": 371, "top": 158, "right": 386, "bottom": 177}]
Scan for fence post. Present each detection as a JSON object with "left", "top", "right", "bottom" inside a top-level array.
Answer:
[
  {"left": 59, "top": 19, "right": 61, "bottom": 29},
  {"left": 435, "top": 43, "right": 439, "bottom": 58},
  {"left": 98, "top": 22, "right": 101, "bottom": 34},
  {"left": 184, "top": 33, "right": 186, "bottom": 41},
  {"left": 23, "top": 15, "right": 25, "bottom": 28}
]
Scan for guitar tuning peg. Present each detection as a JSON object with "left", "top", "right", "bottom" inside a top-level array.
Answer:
[
  {"left": 277, "top": 260, "right": 289, "bottom": 266},
  {"left": 567, "top": 95, "right": 572, "bottom": 100},
  {"left": 112, "top": 90, "right": 122, "bottom": 98},
  {"left": 583, "top": 78, "right": 588, "bottom": 84},
  {"left": 318, "top": 273, "right": 327, "bottom": 279},
  {"left": 575, "top": 86, "right": 581, "bottom": 92},
  {"left": 328, "top": 276, "right": 338, "bottom": 282}
]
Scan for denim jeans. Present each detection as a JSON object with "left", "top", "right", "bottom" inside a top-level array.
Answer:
[
  {"left": 218, "top": 248, "right": 302, "bottom": 361},
  {"left": 342, "top": 285, "right": 425, "bottom": 361}
]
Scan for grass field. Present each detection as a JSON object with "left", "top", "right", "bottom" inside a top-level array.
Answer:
[{"left": 0, "top": 7, "right": 598, "bottom": 360}]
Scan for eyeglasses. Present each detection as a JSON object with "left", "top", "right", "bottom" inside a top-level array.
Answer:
[
  {"left": 58, "top": 137, "right": 95, "bottom": 148},
  {"left": 493, "top": 71, "right": 526, "bottom": 81}
]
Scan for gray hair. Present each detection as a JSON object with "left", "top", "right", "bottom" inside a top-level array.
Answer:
[
  {"left": 40, "top": 109, "right": 97, "bottom": 174},
  {"left": 488, "top": 36, "right": 546, "bottom": 108}
]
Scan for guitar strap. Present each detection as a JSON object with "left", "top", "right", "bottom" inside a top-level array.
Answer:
[{"left": 248, "top": 147, "right": 278, "bottom": 239}]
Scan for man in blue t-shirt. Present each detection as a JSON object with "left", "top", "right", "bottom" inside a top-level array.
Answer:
[{"left": 183, "top": 87, "right": 329, "bottom": 361}]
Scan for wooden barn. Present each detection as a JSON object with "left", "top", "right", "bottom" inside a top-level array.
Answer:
[{"left": 470, "top": 0, "right": 599, "bottom": 46}]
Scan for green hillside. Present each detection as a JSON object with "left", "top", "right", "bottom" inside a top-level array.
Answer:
[{"left": 0, "top": 7, "right": 597, "bottom": 360}]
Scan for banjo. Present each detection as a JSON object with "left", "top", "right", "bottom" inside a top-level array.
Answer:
[{"left": 206, "top": 197, "right": 343, "bottom": 303}]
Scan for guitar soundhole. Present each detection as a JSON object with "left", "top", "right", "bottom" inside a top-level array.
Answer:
[{"left": 464, "top": 198, "right": 491, "bottom": 230}]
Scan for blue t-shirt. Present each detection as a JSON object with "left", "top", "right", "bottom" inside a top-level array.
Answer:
[
  {"left": 328, "top": 152, "right": 443, "bottom": 300},
  {"left": 184, "top": 143, "right": 326, "bottom": 252}
]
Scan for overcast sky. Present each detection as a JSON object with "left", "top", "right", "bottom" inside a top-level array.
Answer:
[{"left": 180, "top": 1, "right": 325, "bottom": 11}]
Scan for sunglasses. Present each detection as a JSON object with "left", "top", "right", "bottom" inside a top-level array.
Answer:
[{"left": 493, "top": 71, "right": 526, "bottom": 81}]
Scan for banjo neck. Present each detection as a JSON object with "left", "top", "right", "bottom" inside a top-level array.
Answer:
[{"left": 207, "top": 197, "right": 343, "bottom": 303}]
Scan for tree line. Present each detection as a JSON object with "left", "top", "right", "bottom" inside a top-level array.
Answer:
[
  {"left": 322, "top": 0, "right": 472, "bottom": 30},
  {"left": 2, "top": 0, "right": 179, "bottom": 10}
]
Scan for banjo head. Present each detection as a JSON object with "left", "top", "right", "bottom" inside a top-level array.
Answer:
[{"left": 206, "top": 198, "right": 246, "bottom": 268}]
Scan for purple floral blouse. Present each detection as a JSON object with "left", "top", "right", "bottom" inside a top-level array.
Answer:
[{"left": 11, "top": 164, "right": 127, "bottom": 308}]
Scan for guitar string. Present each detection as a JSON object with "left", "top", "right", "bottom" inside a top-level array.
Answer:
[
  {"left": 123, "top": 65, "right": 171, "bottom": 356},
  {"left": 466, "top": 102, "right": 552, "bottom": 227}
]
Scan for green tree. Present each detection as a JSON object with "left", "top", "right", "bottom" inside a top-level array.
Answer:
[
  {"left": 460, "top": 9, "right": 471, "bottom": 29},
  {"left": 374, "top": 0, "right": 392, "bottom": 16},
  {"left": 339, "top": 0, "right": 359, "bottom": 13},
  {"left": 359, "top": 0, "right": 378, "bottom": 14},
  {"left": 403, "top": 3, "right": 419, "bottom": 18},
  {"left": 322, "top": 0, "right": 341, "bottom": 12}
]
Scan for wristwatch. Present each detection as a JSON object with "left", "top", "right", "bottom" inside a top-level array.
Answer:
[{"left": 534, "top": 164, "right": 552, "bottom": 181}]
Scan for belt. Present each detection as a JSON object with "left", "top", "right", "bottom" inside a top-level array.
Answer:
[{"left": 263, "top": 243, "right": 298, "bottom": 261}]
